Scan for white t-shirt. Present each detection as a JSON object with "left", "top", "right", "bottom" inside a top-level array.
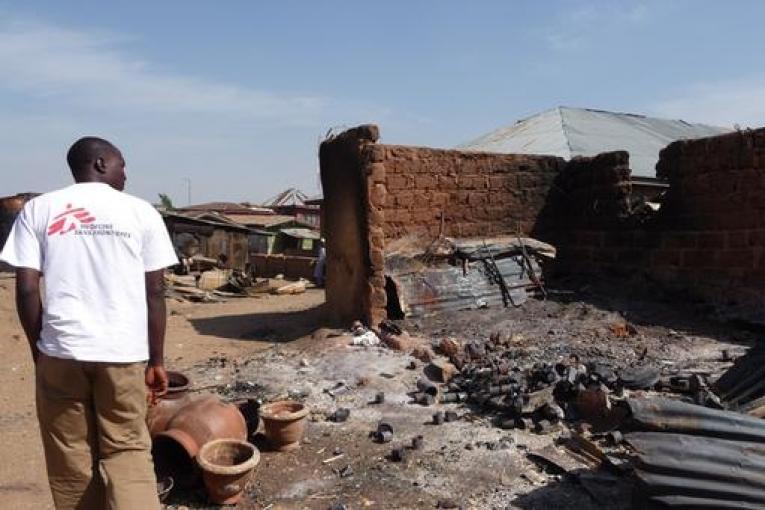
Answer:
[{"left": 0, "top": 182, "right": 178, "bottom": 362}]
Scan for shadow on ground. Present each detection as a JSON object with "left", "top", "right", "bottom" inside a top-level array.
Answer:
[
  {"left": 547, "top": 272, "right": 758, "bottom": 348},
  {"left": 190, "top": 303, "right": 329, "bottom": 343},
  {"left": 511, "top": 466, "right": 634, "bottom": 510}
]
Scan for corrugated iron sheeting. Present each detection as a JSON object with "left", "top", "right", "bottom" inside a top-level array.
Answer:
[
  {"left": 626, "top": 398, "right": 765, "bottom": 442},
  {"left": 640, "top": 495, "right": 765, "bottom": 509},
  {"left": 388, "top": 255, "right": 538, "bottom": 317},
  {"left": 714, "top": 345, "right": 765, "bottom": 408},
  {"left": 627, "top": 432, "right": 765, "bottom": 507},
  {"left": 625, "top": 399, "right": 765, "bottom": 508}
]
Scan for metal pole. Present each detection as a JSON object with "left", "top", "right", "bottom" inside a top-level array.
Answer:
[{"left": 184, "top": 177, "right": 191, "bottom": 205}]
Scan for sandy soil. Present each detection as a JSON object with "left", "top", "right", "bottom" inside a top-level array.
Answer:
[
  {"left": 0, "top": 272, "right": 755, "bottom": 509},
  {"left": 0, "top": 273, "right": 325, "bottom": 509}
]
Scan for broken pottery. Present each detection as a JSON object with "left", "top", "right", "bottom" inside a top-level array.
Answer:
[
  {"left": 259, "top": 400, "right": 310, "bottom": 451},
  {"left": 197, "top": 438, "right": 260, "bottom": 505},
  {"left": 151, "top": 394, "right": 247, "bottom": 488}
]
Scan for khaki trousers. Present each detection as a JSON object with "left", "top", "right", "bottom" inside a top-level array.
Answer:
[{"left": 35, "top": 354, "right": 160, "bottom": 510}]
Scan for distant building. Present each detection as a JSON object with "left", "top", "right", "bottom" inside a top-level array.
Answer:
[
  {"left": 161, "top": 210, "right": 251, "bottom": 271},
  {"left": 459, "top": 106, "right": 732, "bottom": 199},
  {"left": 179, "top": 201, "right": 274, "bottom": 216},
  {"left": 262, "top": 188, "right": 321, "bottom": 228}
]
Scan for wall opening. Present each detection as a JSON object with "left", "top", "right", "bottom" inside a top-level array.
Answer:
[{"left": 384, "top": 276, "right": 405, "bottom": 320}]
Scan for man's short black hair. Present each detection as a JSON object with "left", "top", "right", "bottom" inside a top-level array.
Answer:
[{"left": 66, "top": 137, "right": 118, "bottom": 175}]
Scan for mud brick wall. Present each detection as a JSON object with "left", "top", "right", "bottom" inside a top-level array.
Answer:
[
  {"left": 251, "top": 254, "right": 316, "bottom": 280},
  {"left": 652, "top": 130, "right": 765, "bottom": 318},
  {"left": 558, "top": 129, "right": 765, "bottom": 321},
  {"left": 321, "top": 124, "right": 765, "bottom": 325},
  {"left": 319, "top": 125, "right": 380, "bottom": 324},
  {"left": 321, "top": 125, "right": 564, "bottom": 325},
  {"left": 379, "top": 147, "right": 564, "bottom": 239}
]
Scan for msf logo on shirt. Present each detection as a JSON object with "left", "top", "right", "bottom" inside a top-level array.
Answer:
[{"left": 47, "top": 204, "right": 96, "bottom": 236}]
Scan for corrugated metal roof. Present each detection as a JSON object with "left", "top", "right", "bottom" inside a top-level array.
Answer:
[
  {"left": 458, "top": 107, "right": 731, "bottom": 178},
  {"left": 180, "top": 202, "right": 273, "bottom": 215},
  {"left": 625, "top": 398, "right": 765, "bottom": 443},
  {"left": 262, "top": 188, "right": 310, "bottom": 207},
  {"left": 386, "top": 255, "right": 539, "bottom": 317},
  {"left": 222, "top": 213, "right": 296, "bottom": 228},
  {"left": 280, "top": 227, "right": 320, "bottom": 240},
  {"left": 161, "top": 211, "right": 250, "bottom": 232}
]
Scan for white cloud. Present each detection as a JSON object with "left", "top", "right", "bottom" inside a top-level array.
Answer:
[
  {"left": 0, "top": 13, "right": 403, "bottom": 202},
  {"left": 649, "top": 76, "right": 765, "bottom": 128},
  {"left": 0, "top": 16, "right": 324, "bottom": 123}
]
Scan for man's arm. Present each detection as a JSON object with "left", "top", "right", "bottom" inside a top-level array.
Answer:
[
  {"left": 16, "top": 268, "right": 42, "bottom": 363},
  {"left": 144, "top": 269, "right": 168, "bottom": 397}
]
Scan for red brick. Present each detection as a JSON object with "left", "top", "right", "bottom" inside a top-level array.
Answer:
[
  {"left": 395, "top": 191, "right": 415, "bottom": 208},
  {"left": 696, "top": 232, "right": 726, "bottom": 249},
  {"left": 415, "top": 175, "right": 437, "bottom": 189},
  {"left": 387, "top": 175, "right": 408, "bottom": 190},
  {"left": 717, "top": 249, "right": 755, "bottom": 268},
  {"left": 367, "top": 163, "right": 386, "bottom": 183},
  {"left": 662, "top": 232, "right": 698, "bottom": 250},
  {"left": 652, "top": 249, "right": 682, "bottom": 267}
]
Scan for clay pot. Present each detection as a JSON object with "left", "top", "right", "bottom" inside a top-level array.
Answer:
[
  {"left": 166, "top": 370, "right": 190, "bottom": 395},
  {"left": 146, "top": 371, "right": 192, "bottom": 436},
  {"left": 259, "top": 400, "right": 309, "bottom": 451},
  {"left": 197, "top": 439, "right": 260, "bottom": 505},
  {"left": 151, "top": 394, "right": 247, "bottom": 488}
]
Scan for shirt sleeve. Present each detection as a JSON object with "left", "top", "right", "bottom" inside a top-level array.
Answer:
[
  {"left": 141, "top": 207, "right": 179, "bottom": 272},
  {"left": 0, "top": 203, "right": 43, "bottom": 270}
]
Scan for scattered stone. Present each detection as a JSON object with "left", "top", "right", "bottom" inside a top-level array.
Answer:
[
  {"left": 330, "top": 408, "right": 350, "bottom": 423},
  {"left": 390, "top": 447, "right": 406, "bottom": 462},
  {"left": 429, "top": 360, "right": 458, "bottom": 383},
  {"left": 438, "top": 337, "right": 461, "bottom": 357},
  {"left": 411, "top": 345, "right": 436, "bottom": 363}
]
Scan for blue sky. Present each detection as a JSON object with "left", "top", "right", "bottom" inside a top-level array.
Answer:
[{"left": 1, "top": 1, "right": 764, "bottom": 204}]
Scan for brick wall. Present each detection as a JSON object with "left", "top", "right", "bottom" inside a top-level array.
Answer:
[
  {"left": 322, "top": 126, "right": 565, "bottom": 324},
  {"left": 374, "top": 146, "right": 564, "bottom": 239},
  {"left": 251, "top": 253, "right": 316, "bottom": 280},
  {"left": 557, "top": 129, "right": 765, "bottom": 321},
  {"left": 321, "top": 124, "right": 765, "bottom": 325}
]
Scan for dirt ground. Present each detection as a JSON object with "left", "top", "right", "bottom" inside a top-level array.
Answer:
[{"left": 0, "top": 272, "right": 756, "bottom": 509}]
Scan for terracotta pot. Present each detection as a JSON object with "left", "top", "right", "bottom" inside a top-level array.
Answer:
[
  {"left": 151, "top": 394, "right": 247, "bottom": 488},
  {"left": 146, "top": 371, "right": 193, "bottom": 436},
  {"left": 259, "top": 400, "right": 309, "bottom": 451},
  {"left": 197, "top": 439, "right": 260, "bottom": 505},
  {"left": 166, "top": 370, "right": 191, "bottom": 395}
]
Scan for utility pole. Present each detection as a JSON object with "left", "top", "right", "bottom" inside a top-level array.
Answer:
[{"left": 184, "top": 177, "right": 191, "bottom": 206}]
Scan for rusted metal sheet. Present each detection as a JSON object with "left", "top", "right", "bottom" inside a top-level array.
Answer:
[
  {"left": 387, "top": 255, "right": 539, "bottom": 317},
  {"left": 714, "top": 345, "right": 765, "bottom": 409},
  {"left": 625, "top": 398, "right": 765, "bottom": 442},
  {"left": 627, "top": 432, "right": 765, "bottom": 508}
]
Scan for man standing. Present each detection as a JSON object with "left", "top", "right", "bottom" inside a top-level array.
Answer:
[{"left": 0, "top": 137, "right": 178, "bottom": 509}]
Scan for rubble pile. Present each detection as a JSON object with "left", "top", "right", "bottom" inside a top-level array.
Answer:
[{"left": 392, "top": 326, "right": 765, "bottom": 508}]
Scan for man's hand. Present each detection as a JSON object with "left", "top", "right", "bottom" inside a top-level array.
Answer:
[{"left": 145, "top": 364, "right": 168, "bottom": 404}]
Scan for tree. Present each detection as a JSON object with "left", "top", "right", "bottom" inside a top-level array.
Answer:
[{"left": 158, "top": 193, "right": 175, "bottom": 210}]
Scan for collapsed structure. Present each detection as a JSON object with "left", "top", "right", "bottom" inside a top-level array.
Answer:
[{"left": 319, "top": 124, "right": 764, "bottom": 327}]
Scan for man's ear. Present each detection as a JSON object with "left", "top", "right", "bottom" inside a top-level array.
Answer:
[{"left": 94, "top": 157, "right": 107, "bottom": 173}]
